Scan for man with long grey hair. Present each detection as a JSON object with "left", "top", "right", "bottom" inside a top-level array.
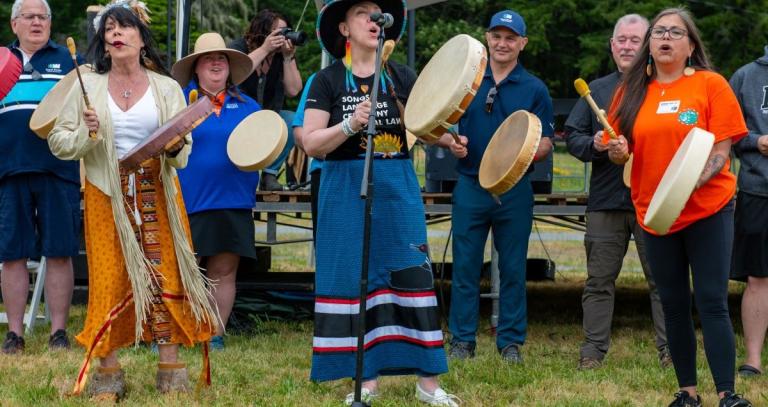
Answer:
[{"left": 1, "top": 0, "right": 82, "bottom": 354}]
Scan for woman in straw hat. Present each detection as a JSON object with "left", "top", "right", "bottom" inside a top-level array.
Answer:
[
  {"left": 48, "top": 0, "right": 216, "bottom": 400},
  {"left": 302, "top": 1, "right": 457, "bottom": 405},
  {"left": 171, "top": 33, "right": 258, "bottom": 351}
]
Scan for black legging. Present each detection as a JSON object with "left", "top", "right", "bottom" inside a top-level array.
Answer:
[{"left": 642, "top": 202, "right": 735, "bottom": 394}]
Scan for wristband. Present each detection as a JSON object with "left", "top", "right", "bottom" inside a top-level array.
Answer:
[{"left": 341, "top": 117, "right": 357, "bottom": 137}]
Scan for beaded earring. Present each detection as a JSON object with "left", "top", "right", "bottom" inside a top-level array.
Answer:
[
  {"left": 343, "top": 38, "right": 358, "bottom": 93},
  {"left": 646, "top": 55, "right": 653, "bottom": 77},
  {"left": 683, "top": 55, "right": 695, "bottom": 77}
]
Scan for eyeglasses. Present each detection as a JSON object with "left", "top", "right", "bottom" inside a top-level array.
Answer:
[
  {"left": 485, "top": 86, "right": 498, "bottom": 113},
  {"left": 23, "top": 62, "right": 42, "bottom": 80},
  {"left": 16, "top": 12, "right": 51, "bottom": 22},
  {"left": 650, "top": 26, "right": 687, "bottom": 40}
]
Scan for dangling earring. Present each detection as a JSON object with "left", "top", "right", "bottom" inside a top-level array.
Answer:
[
  {"left": 646, "top": 55, "right": 653, "bottom": 77},
  {"left": 140, "top": 48, "right": 155, "bottom": 71},
  {"left": 683, "top": 55, "right": 695, "bottom": 77},
  {"left": 343, "top": 38, "right": 357, "bottom": 93}
]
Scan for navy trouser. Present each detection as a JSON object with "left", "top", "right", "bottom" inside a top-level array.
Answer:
[
  {"left": 449, "top": 173, "right": 533, "bottom": 349},
  {"left": 642, "top": 202, "right": 736, "bottom": 393},
  {"left": 0, "top": 173, "right": 80, "bottom": 261}
]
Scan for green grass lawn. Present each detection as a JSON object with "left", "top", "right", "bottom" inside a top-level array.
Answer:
[
  {"left": 1, "top": 148, "right": 758, "bottom": 406},
  {"left": 2, "top": 257, "right": 766, "bottom": 406}
]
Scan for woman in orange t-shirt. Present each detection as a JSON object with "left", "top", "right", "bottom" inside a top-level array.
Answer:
[{"left": 608, "top": 8, "right": 751, "bottom": 407}]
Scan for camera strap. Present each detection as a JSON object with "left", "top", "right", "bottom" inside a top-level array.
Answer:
[{"left": 257, "top": 73, "right": 266, "bottom": 107}]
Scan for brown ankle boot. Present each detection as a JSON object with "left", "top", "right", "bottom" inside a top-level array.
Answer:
[
  {"left": 156, "top": 362, "right": 190, "bottom": 394},
  {"left": 87, "top": 365, "right": 126, "bottom": 401}
]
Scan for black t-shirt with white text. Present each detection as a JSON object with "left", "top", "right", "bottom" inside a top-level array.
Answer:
[{"left": 305, "top": 60, "right": 416, "bottom": 160}]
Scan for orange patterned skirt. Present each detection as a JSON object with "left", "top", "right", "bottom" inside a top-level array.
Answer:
[{"left": 76, "top": 158, "right": 213, "bottom": 357}]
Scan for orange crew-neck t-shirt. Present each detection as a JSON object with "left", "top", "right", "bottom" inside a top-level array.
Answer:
[{"left": 609, "top": 71, "right": 747, "bottom": 235}]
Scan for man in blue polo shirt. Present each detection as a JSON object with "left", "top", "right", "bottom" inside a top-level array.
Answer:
[
  {"left": 1, "top": 0, "right": 81, "bottom": 354},
  {"left": 436, "top": 10, "right": 554, "bottom": 363}
]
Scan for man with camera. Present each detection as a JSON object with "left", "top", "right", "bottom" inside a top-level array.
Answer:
[{"left": 229, "top": 9, "right": 304, "bottom": 191}]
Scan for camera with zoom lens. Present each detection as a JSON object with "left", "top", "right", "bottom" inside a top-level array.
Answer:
[{"left": 278, "top": 27, "right": 307, "bottom": 47}]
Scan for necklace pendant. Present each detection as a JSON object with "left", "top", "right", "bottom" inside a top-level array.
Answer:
[{"left": 122, "top": 89, "right": 132, "bottom": 99}]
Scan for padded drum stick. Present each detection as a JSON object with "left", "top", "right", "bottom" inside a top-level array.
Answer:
[{"left": 574, "top": 78, "right": 629, "bottom": 160}]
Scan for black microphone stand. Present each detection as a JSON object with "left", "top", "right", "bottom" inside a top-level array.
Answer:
[{"left": 351, "top": 25, "right": 387, "bottom": 407}]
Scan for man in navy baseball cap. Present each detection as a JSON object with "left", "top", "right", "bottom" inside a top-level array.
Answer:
[
  {"left": 488, "top": 10, "right": 526, "bottom": 36},
  {"left": 440, "top": 6, "right": 554, "bottom": 366}
]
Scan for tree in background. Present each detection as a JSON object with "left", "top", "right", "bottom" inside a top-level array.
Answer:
[
  {"left": 2, "top": 0, "right": 767, "bottom": 100},
  {"left": 1, "top": 0, "right": 92, "bottom": 50},
  {"left": 409, "top": 0, "right": 768, "bottom": 97}
]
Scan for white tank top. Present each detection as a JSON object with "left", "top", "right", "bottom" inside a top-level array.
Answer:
[{"left": 109, "top": 87, "right": 159, "bottom": 159}]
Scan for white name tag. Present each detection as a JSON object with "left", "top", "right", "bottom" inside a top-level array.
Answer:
[{"left": 657, "top": 100, "right": 680, "bottom": 114}]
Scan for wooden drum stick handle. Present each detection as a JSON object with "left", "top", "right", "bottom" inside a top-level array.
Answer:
[
  {"left": 66, "top": 37, "right": 96, "bottom": 139},
  {"left": 574, "top": 78, "right": 628, "bottom": 160},
  {"left": 446, "top": 127, "right": 462, "bottom": 145}
]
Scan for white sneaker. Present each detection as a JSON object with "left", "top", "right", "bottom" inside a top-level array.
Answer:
[
  {"left": 344, "top": 388, "right": 378, "bottom": 406},
  {"left": 416, "top": 383, "right": 460, "bottom": 406}
]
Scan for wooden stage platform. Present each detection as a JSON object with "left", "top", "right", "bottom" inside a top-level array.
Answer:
[{"left": 253, "top": 191, "right": 589, "bottom": 245}]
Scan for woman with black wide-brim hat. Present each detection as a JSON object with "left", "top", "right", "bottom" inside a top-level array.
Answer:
[{"left": 302, "top": 1, "right": 458, "bottom": 405}]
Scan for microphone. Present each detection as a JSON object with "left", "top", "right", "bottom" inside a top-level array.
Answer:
[{"left": 370, "top": 12, "right": 394, "bottom": 28}]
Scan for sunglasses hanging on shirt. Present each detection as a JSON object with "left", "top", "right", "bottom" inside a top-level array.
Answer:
[
  {"left": 485, "top": 86, "right": 498, "bottom": 113},
  {"left": 23, "top": 62, "right": 42, "bottom": 80}
]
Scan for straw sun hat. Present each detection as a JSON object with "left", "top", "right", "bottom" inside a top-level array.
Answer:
[{"left": 171, "top": 32, "right": 253, "bottom": 87}]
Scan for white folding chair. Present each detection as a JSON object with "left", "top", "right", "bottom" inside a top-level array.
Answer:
[{"left": 0, "top": 257, "right": 50, "bottom": 334}]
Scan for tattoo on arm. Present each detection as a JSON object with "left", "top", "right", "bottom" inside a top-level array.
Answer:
[{"left": 697, "top": 154, "right": 726, "bottom": 188}]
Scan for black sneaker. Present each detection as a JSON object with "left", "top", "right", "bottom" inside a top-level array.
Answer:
[
  {"left": 719, "top": 392, "right": 752, "bottom": 407},
  {"left": 658, "top": 346, "right": 673, "bottom": 368},
  {"left": 668, "top": 391, "right": 702, "bottom": 407},
  {"left": 49, "top": 329, "right": 70, "bottom": 350},
  {"left": 2, "top": 331, "right": 25, "bottom": 355},
  {"left": 447, "top": 340, "right": 475, "bottom": 360},
  {"left": 577, "top": 356, "right": 602, "bottom": 370},
  {"left": 259, "top": 173, "right": 285, "bottom": 191},
  {"left": 499, "top": 343, "right": 523, "bottom": 364}
]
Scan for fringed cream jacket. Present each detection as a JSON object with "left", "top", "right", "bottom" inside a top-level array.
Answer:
[{"left": 48, "top": 69, "right": 215, "bottom": 340}]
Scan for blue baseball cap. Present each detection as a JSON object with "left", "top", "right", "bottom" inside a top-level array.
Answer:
[{"left": 488, "top": 10, "right": 526, "bottom": 36}]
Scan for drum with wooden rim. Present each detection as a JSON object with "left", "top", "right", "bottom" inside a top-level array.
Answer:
[
  {"left": 226, "top": 110, "right": 288, "bottom": 172},
  {"left": 0, "top": 47, "right": 21, "bottom": 102},
  {"left": 644, "top": 127, "right": 715, "bottom": 235},
  {"left": 119, "top": 96, "right": 214, "bottom": 171},
  {"left": 622, "top": 155, "right": 632, "bottom": 188},
  {"left": 479, "top": 110, "right": 542, "bottom": 196},
  {"left": 404, "top": 34, "right": 487, "bottom": 143},
  {"left": 29, "top": 65, "right": 93, "bottom": 139}
]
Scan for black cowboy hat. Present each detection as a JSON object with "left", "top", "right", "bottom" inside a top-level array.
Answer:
[{"left": 316, "top": 0, "right": 407, "bottom": 59}]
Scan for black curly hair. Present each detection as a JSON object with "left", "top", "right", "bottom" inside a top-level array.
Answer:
[
  {"left": 87, "top": 6, "right": 169, "bottom": 76},
  {"left": 243, "top": 9, "right": 293, "bottom": 53}
]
